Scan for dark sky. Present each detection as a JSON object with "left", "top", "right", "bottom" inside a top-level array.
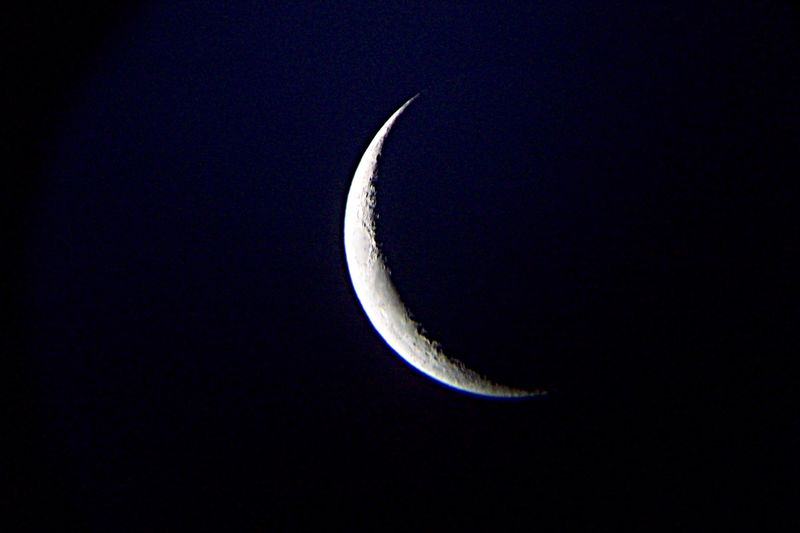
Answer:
[{"left": 6, "top": 2, "right": 798, "bottom": 530}]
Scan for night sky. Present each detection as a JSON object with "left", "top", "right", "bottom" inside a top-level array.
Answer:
[{"left": 6, "top": 2, "right": 798, "bottom": 530}]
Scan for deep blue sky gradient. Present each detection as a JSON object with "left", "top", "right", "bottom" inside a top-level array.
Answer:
[{"left": 8, "top": 1, "right": 799, "bottom": 529}]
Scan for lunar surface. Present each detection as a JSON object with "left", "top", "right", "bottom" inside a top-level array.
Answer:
[{"left": 343, "top": 95, "right": 544, "bottom": 398}]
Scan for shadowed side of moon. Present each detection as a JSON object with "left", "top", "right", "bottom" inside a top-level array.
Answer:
[{"left": 343, "top": 95, "right": 545, "bottom": 398}]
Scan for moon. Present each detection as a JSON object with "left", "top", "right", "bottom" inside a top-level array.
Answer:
[{"left": 343, "top": 95, "right": 545, "bottom": 398}]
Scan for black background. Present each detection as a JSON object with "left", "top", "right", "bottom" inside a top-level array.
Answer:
[{"left": 5, "top": 2, "right": 798, "bottom": 530}]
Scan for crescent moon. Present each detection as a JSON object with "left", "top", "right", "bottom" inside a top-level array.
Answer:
[{"left": 344, "top": 95, "right": 544, "bottom": 398}]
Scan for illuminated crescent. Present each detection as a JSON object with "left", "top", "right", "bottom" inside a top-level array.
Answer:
[{"left": 343, "top": 95, "right": 544, "bottom": 398}]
